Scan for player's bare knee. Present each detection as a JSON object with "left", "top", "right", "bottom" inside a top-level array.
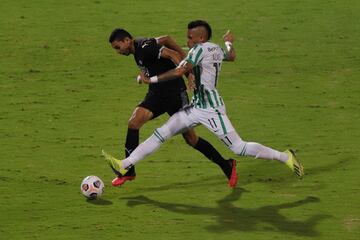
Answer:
[
  {"left": 128, "top": 118, "right": 142, "bottom": 129},
  {"left": 183, "top": 133, "right": 198, "bottom": 147},
  {"left": 185, "top": 137, "right": 196, "bottom": 147},
  {"left": 128, "top": 107, "right": 152, "bottom": 129}
]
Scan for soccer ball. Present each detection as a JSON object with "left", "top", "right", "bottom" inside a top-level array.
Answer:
[{"left": 80, "top": 176, "right": 104, "bottom": 200}]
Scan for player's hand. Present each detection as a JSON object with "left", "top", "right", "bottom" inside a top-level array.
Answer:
[
  {"left": 136, "top": 75, "right": 142, "bottom": 84},
  {"left": 187, "top": 73, "right": 196, "bottom": 91},
  {"left": 223, "top": 30, "right": 234, "bottom": 43},
  {"left": 139, "top": 71, "right": 150, "bottom": 84}
]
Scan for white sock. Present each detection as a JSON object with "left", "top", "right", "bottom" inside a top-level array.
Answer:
[
  {"left": 122, "top": 134, "right": 163, "bottom": 169},
  {"left": 244, "top": 142, "right": 288, "bottom": 162}
]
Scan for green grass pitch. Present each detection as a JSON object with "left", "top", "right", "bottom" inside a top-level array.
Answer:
[{"left": 1, "top": 0, "right": 359, "bottom": 239}]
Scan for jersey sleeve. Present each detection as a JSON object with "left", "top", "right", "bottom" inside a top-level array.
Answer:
[
  {"left": 139, "top": 38, "right": 164, "bottom": 62},
  {"left": 221, "top": 48, "right": 228, "bottom": 60},
  {"left": 185, "top": 44, "right": 204, "bottom": 66}
]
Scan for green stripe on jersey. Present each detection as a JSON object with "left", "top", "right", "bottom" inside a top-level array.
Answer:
[
  {"left": 186, "top": 58, "right": 195, "bottom": 65},
  {"left": 192, "top": 65, "right": 201, "bottom": 108},
  {"left": 216, "top": 109, "right": 227, "bottom": 134},
  {"left": 193, "top": 48, "right": 203, "bottom": 65},
  {"left": 186, "top": 44, "right": 200, "bottom": 65},
  {"left": 221, "top": 48, "right": 228, "bottom": 60},
  {"left": 205, "top": 90, "right": 214, "bottom": 108},
  {"left": 219, "top": 97, "right": 224, "bottom": 105},
  {"left": 193, "top": 66, "right": 201, "bottom": 89},
  {"left": 211, "top": 90, "right": 220, "bottom": 107},
  {"left": 200, "top": 85, "right": 207, "bottom": 108}
]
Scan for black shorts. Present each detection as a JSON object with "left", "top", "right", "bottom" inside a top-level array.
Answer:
[{"left": 138, "top": 90, "right": 189, "bottom": 119}]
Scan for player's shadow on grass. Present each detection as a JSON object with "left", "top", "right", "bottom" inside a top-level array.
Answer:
[
  {"left": 137, "top": 175, "right": 225, "bottom": 193},
  {"left": 305, "top": 158, "right": 350, "bottom": 176},
  {"left": 86, "top": 198, "right": 113, "bottom": 205},
  {"left": 123, "top": 188, "right": 329, "bottom": 236},
  {"left": 136, "top": 158, "right": 350, "bottom": 193}
]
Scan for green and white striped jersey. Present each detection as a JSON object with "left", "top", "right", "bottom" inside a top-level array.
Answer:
[{"left": 185, "top": 42, "right": 228, "bottom": 109}]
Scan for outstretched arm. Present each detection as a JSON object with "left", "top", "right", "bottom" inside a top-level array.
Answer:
[
  {"left": 223, "top": 30, "right": 236, "bottom": 61},
  {"left": 156, "top": 35, "right": 187, "bottom": 59},
  {"left": 140, "top": 60, "right": 193, "bottom": 84},
  {"left": 160, "top": 47, "right": 183, "bottom": 65}
]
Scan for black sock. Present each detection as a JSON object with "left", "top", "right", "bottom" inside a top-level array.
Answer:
[
  {"left": 124, "top": 128, "right": 139, "bottom": 176},
  {"left": 193, "top": 137, "right": 232, "bottom": 179}
]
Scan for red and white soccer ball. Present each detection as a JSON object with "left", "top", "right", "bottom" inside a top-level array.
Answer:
[{"left": 80, "top": 176, "right": 104, "bottom": 200}]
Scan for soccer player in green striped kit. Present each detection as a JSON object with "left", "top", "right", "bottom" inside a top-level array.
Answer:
[
  {"left": 108, "top": 28, "right": 237, "bottom": 188},
  {"left": 104, "top": 20, "right": 304, "bottom": 181}
]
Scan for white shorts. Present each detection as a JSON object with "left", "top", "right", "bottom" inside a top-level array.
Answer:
[
  {"left": 181, "top": 105, "right": 235, "bottom": 136},
  {"left": 154, "top": 105, "right": 245, "bottom": 154}
]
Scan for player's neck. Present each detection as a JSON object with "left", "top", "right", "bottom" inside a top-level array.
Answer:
[{"left": 129, "top": 40, "right": 135, "bottom": 54}]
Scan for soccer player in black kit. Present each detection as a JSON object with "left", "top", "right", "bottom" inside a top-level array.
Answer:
[{"left": 108, "top": 28, "right": 238, "bottom": 188}]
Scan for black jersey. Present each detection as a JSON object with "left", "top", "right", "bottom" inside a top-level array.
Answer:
[{"left": 133, "top": 38, "right": 186, "bottom": 93}]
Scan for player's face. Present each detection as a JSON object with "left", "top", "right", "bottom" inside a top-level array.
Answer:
[
  {"left": 187, "top": 29, "right": 201, "bottom": 48},
  {"left": 111, "top": 39, "right": 131, "bottom": 56}
]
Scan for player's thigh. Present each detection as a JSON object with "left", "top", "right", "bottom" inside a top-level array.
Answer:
[
  {"left": 128, "top": 106, "right": 153, "bottom": 129},
  {"left": 138, "top": 91, "right": 166, "bottom": 120},
  {"left": 198, "top": 108, "right": 246, "bottom": 154},
  {"left": 218, "top": 130, "right": 246, "bottom": 155},
  {"left": 166, "top": 90, "right": 189, "bottom": 116},
  {"left": 197, "top": 107, "right": 235, "bottom": 137},
  {"left": 156, "top": 109, "right": 197, "bottom": 140}
]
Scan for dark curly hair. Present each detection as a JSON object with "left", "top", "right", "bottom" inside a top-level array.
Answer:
[
  {"left": 187, "top": 20, "right": 212, "bottom": 40},
  {"left": 108, "top": 28, "right": 133, "bottom": 43}
]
